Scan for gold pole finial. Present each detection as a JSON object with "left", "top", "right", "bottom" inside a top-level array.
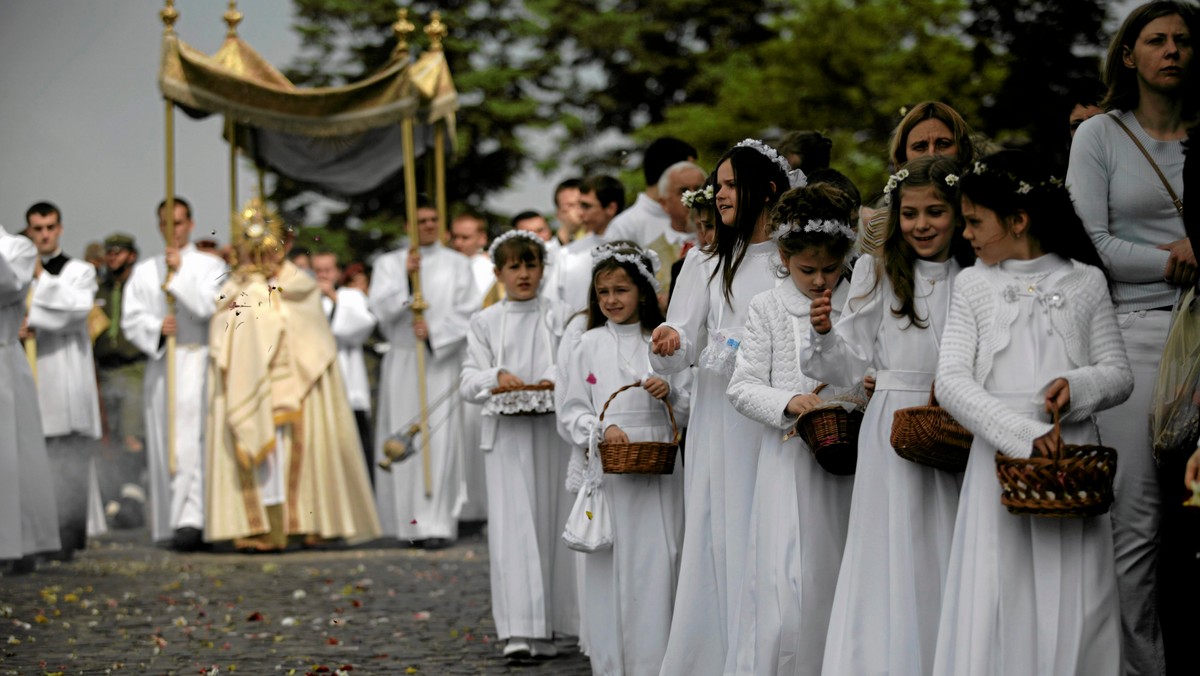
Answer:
[
  {"left": 160, "top": 0, "right": 179, "bottom": 33},
  {"left": 393, "top": 8, "right": 415, "bottom": 56},
  {"left": 224, "top": 1, "right": 243, "bottom": 37},
  {"left": 425, "top": 10, "right": 447, "bottom": 52}
]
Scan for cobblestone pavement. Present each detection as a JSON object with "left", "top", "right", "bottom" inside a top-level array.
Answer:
[{"left": 0, "top": 527, "right": 591, "bottom": 675}]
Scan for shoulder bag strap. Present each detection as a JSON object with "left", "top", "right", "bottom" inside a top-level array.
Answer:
[{"left": 1110, "top": 113, "right": 1185, "bottom": 218}]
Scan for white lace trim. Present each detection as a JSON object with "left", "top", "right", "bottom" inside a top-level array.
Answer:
[{"left": 483, "top": 388, "right": 556, "bottom": 416}]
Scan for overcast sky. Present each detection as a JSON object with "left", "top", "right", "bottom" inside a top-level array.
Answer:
[{"left": 0, "top": 0, "right": 555, "bottom": 257}]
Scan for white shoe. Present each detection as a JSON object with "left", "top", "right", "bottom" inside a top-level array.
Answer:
[
  {"left": 503, "top": 638, "right": 531, "bottom": 659},
  {"left": 530, "top": 639, "right": 558, "bottom": 658}
]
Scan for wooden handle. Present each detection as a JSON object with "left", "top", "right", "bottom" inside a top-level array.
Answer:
[
  {"left": 598, "top": 380, "right": 679, "bottom": 444},
  {"left": 812, "top": 383, "right": 828, "bottom": 396}
]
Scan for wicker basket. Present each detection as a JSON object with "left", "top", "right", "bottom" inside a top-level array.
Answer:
[
  {"left": 597, "top": 381, "right": 679, "bottom": 475},
  {"left": 786, "top": 384, "right": 862, "bottom": 476},
  {"left": 487, "top": 382, "right": 555, "bottom": 416},
  {"left": 890, "top": 384, "right": 973, "bottom": 472},
  {"left": 995, "top": 408, "right": 1117, "bottom": 517}
]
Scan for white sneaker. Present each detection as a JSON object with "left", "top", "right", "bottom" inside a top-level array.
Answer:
[
  {"left": 503, "top": 638, "right": 531, "bottom": 659},
  {"left": 530, "top": 639, "right": 558, "bottom": 658}
]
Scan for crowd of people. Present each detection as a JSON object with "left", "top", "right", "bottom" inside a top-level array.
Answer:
[{"left": 2, "top": 2, "right": 1198, "bottom": 674}]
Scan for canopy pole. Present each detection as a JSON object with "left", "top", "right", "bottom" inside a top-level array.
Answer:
[
  {"left": 426, "top": 11, "right": 449, "bottom": 241},
  {"left": 403, "top": 117, "right": 434, "bottom": 499},
  {"left": 434, "top": 122, "right": 447, "bottom": 242},
  {"left": 159, "top": 0, "right": 180, "bottom": 478},
  {"left": 228, "top": 117, "right": 238, "bottom": 238},
  {"left": 24, "top": 288, "right": 37, "bottom": 384},
  {"left": 163, "top": 99, "right": 179, "bottom": 477}
]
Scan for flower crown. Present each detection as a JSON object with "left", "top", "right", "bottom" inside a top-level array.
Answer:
[
  {"left": 968, "top": 161, "right": 1064, "bottom": 195},
  {"left": 488, "top": 229, "right": 546, "bottom": 264},
  {"left": 735, "top": 138, "right": 808, "bottom": 189},
  {"left": 771, "top": 218, "right": 857, "bottom": 243},
  {"left": 591, "top": 243, "right": 662, "bottom": 293},
  {"left": 681, "top": 185, "right": 715, "bottom": 209},
  {"left": 881, "top": 168, "right": 960, "bottom": 204}
]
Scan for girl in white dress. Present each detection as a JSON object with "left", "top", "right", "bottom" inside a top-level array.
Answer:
[
  {"left": 652, "top": 139, "right": 798, "bottom": 675},
  {"left": 559, "top": 242, "right": 690, "bottom": 676},
  {"left": 933, "top": 149, "right": 1130, "bottom": 675},
  {"left": 804, "top": 155, "right": 975, "bottom": 676},
  {"left": 725, "top": 183, "right": 859, "bottom": 676},
  {"left": 459, "top": 231, "right": 576, "bottom": 661}
]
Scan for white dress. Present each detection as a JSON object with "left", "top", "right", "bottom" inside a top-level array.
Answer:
[
  {"left": 932, "top": 256, "right": 1129, "bottom": 676},
  {"left": 369, "top": 243, "right": 476, "bottom": 541},
  {"left": 121, "top": 244, "right": 227, "bottom": 541},
  {"left": 459, "top": 296, "right": 578, "bottom": 640},
  {"left": 802, "top": 254, "right": 963, "bottom": 676},
  {"left": 725, "top": 278, "right": 855, "bottom": 676},
  {"left": 0, "top": 227, "right": 60, "bottom": 559},
  {"left": 653, "top": 240, "right": 778, "bottom": 675},
  {"left": 559, "top": 320, "right": 690, "bottom": 675}
]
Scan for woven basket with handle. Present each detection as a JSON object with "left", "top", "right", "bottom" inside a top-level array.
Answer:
[
  {"left": 995, "top": 407, "right": 1117, "bottom": 517},
  {"left": 597, "top": 381, "right": 679, "bottom": 475},
  {"left": 890, "top": 383, "right": 973, "bottom": 472},
  {"left": 786, "top": 383, "right": 862, "bottom": 476}
]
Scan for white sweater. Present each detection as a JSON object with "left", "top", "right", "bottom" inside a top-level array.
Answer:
[
  {"left": 1067, "top": 110, "right": 1187, "bottom": 312},
  {"left": 727, "top": 278, "right": 850, "bottom": 429},
  {"left": 935, "top": 259, "right": 1133, "bottom": 457}
]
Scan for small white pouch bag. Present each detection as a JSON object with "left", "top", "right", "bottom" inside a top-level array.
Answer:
[{"left": 562, "top": 425, "right": 614, "bottom": 553}]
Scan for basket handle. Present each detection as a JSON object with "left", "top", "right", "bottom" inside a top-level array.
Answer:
[
  {"left": 927, "top": 382, "right": 938, "bottom": 407},
  {"left": 812, "top": 383, "right": 828, "bottom": 396},
  {"left": 598, "top": 379, "right": 680, "bottom": 444},
  {"left": 1030, "top": 404, "right": 1066, "bottom": 459}
]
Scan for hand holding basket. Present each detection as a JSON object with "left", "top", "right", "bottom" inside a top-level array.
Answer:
[
  {"left": 597, "top": 381, "right": 679, "bottom": 475},
  {"left": 785, "top": 383, "right": 863, "bottom": 476},
  {"left": 994, "top": 406, "right": 1117, "bottom": 517}
]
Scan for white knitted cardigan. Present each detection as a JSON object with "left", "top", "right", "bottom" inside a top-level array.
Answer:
[
  {"left": 934, "top": 259, "right": 1133, "bottom": 458},
  {"left": 727, "top": 278, "right": 851, "bottom": 430}
]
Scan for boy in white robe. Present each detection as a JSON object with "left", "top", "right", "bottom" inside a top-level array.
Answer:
[
  {"left": 0, "top": 225, "right": 60, "bottom": 573},
  {"left": 369, "top": 204, "right": 476, "bottom": 547},
  {"left": 551, "top": 175, "right": 625, "bottom": 313},
  {"left": 21, "top": 202, "right": 102, "bottom": 559},
  {"left": 121, "top": 197, "right": 227, "bottom": 550}
]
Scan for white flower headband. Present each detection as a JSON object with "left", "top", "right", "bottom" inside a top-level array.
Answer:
[
  {"left": 591, "top": 243, "right": 662, "bottom": 293},
  {"left": 968, "top": 161, "right": 1064, "bottom": 195},
  {"left": 881, "top": 168, "right": 960, "bottom": 204},
  {"left": 488, "top": 229, "right": 546, "bottom": 264},
  {"left": 771, "top": 218, "right": 857, "bottom": 243},
  {"left": 735, "top": 138, "right": 808, "bottom": 189},
  {"left": 681, "top": 185, "right": 714, "bottom": 209}
]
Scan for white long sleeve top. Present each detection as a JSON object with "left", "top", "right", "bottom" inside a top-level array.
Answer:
[
  {"left": 935, "top": 257, "right": 1133, "bottom": 457},
  {"left": 727, "top": 278, "right": 850, "bottom": 429},
  {"left": 1066, "top": 110, "right": 1187, "bottom": 312}
]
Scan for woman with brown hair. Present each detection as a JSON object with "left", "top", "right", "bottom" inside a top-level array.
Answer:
[
  {"left": 859, "top": 101, "right": 977, "bottom": 256},
  {"left": 1066, "top": 3, "right": 1197, "bottom": 674}
]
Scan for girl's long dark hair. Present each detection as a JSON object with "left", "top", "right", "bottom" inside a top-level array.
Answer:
[
  {"left": 959, "top": 149, "right": 1109, "bottom": 281},
  {"left": 874, "top": 155, "right": 975, "bottom": 328},
  {"left": 586, "top": 242, "right": 665, "bottom": 332},
  {"left": 708, "top": 144, "right": 789, "bottom": 304}
]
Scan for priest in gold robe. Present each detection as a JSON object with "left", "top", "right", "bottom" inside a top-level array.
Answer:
[{"left": 204, "top": 201, "right": 380, "bottom": 551}]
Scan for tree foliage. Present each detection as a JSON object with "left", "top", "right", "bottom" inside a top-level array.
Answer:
[{"left": 277, "top": 0, "right": 1112, "bottom": 264}]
